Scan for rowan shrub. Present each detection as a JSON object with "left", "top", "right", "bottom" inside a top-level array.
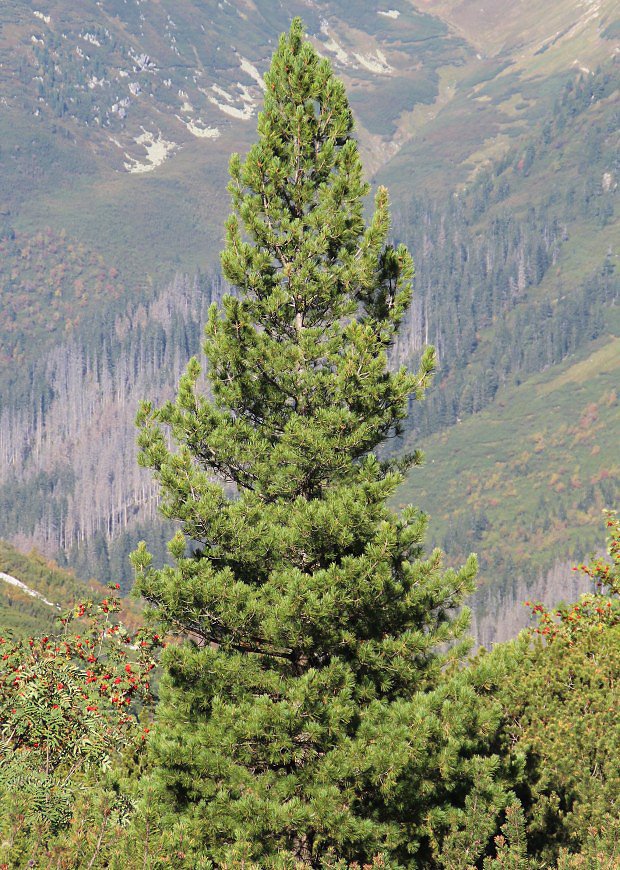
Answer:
[{"left": 0, "top": 586, "right": 162, "bottom": 865}]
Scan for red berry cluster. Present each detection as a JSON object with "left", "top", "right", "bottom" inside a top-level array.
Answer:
[{"left": 0, "top": 584, "right": 163, "bottom": 766}]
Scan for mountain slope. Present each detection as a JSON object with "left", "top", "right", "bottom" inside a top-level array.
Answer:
[
  {"left": 378, "top": 0, "right": 619, "bottom": 193},
  {"left": 0, "top": 1, "right": 618, "bottom": 639},
  {"left": 1, "top": 0, "right": 616, "bottom": 400},
  {"left": 396, "top": 335, "right": 619, "bottom": 644},
  {"left": 2, "top": 0, "right": 617, "bottom": 291},
  {"left": 391, "top": 60, "right": 619, "bottom": 642},
  {"left": 0, "top": 540, "right": 93, "bottom": 637},
  {"left": 0, "top": 0, "right": 470, "bottom": 284}
]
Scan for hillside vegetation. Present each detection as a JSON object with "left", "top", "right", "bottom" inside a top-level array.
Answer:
[
  {"left": 0, "top": 1, "right": 618, "bottom": 641},
  {"left": 397, "top": 337, "right": 619, "bottom": 642},
  {"left": 0, "top": 540, "right": 92, "bottom": 637},
  {"left": 390, "top": 62, "right": 619, "bottom": 640}
]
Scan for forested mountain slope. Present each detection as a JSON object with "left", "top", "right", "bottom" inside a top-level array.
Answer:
[
  {"left": 0, "top": 0, "right": 618, "bottom": 640},
  {"left": 393, "top": 64, "right": 619, "bottom": 434},
  {"left": 0, "top": 274, "right": 219, "bottom": 586},
  {"left": 398, "top": 337, "right": 618, "bottom": 645},
  {"left": 379, "top": 0, "right": 619, "bottom": 193},
  {"left": 393, "top": 65, "right": 619, "bottom": 640}
]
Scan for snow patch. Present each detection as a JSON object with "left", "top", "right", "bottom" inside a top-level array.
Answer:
[
  {"left": 378, "top": 9, "right": 400, "bottom": 19},
  {"left": 184, "top": 119, "right": 221, "bottom": 139},
  {"left": 209, "top": 98, "right": 254, "bottom": 120},
  {"left": 211, "top": 84, "right": 234, "bottom": 103},
  {"left": 0, "top": 572, "right": 58, "bottom": 609},
  {"left": 124, "top": 130, "right": 176, "bottom": 173},
  {"left": 112, "top": 97, "right": 130, "bottom": 114},
  {"left": 236, "top": 82, "right": 256, "bottom": 107},
  {"left": 572, "top": 60, "right": 591, "bottom": 73},
  {"left": 353, "top": 49, "right": 392, "bottom": 75},
  {"left": 239, "top": 56, "right": 266, "bottom": 90},
  {"left": 131, "top": 52, "right": 156, "bottom": 71},
  {"left": 207, "top": 83, "right": 255, "bottom": 120},
  {"left": 320, "top": 21, "right": 350, "bottom": 66},
  {"left": 33, "top": 10, "right": 51, "bottom": 24},
  {"left": 602, "top": 172, "right": 615, "bottom": 192},
  {"left": 82, "top": 32, "right": 101, "bottom": 47}
]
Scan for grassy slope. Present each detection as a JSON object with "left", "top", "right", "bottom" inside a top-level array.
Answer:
[
  {"left": 378, "top": 0, "right": 619, "bottom": 197},
  {"left": 0, "top": 540, "right": 144, "bottom": 638},
  {"left": 396, "top": 331, "right": 620, "bottom": 594},
  {"left": 0, "top": 541, "right": 94, "bottom": 637}
]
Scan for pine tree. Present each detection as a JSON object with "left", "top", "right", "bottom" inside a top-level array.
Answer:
[{"left": 133, "top": 19, "right": 478, "bottom": 866}]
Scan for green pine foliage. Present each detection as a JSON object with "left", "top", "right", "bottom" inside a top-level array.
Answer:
[
  {"left": 132, "top": 19, "right": 479, "bottom": 866},
  {"left": 482, "top": 804, "right": 530, "bottom": 869}
]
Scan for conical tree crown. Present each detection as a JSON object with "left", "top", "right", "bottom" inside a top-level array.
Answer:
[
  {"left": 201, "top": 17, "right": 430, "bottom": 501},
  {"left": 133, "top": 19, "right": 477, "bottom": 866}
]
